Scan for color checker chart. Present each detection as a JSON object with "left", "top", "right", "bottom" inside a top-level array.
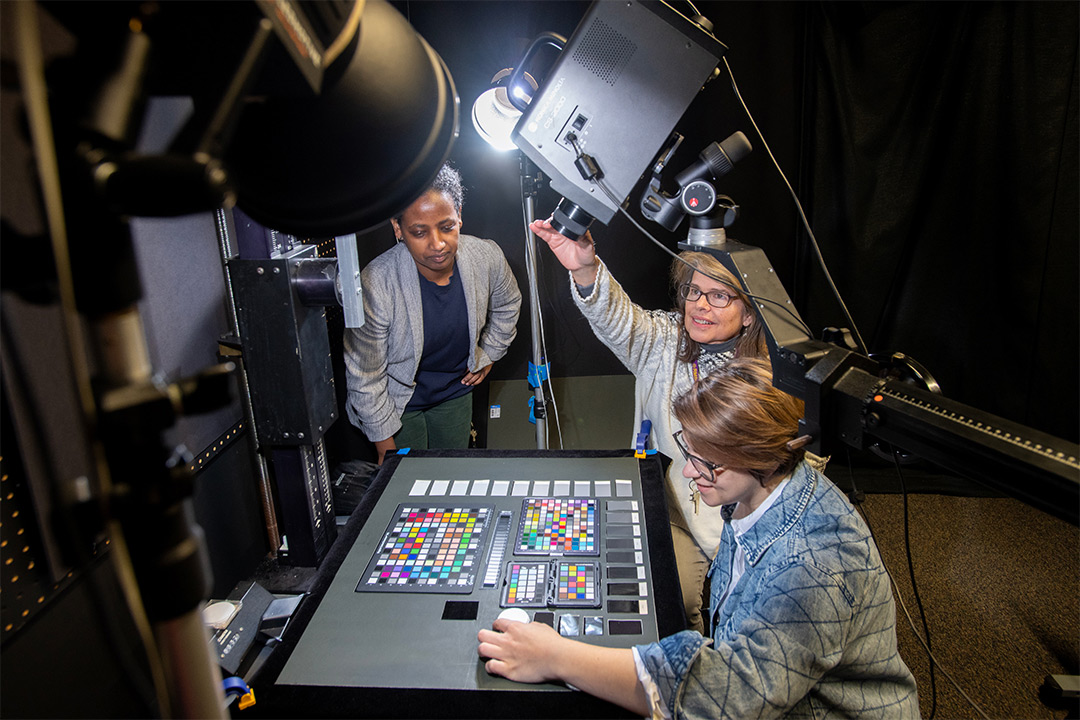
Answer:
[
  {"left": 502, "top": 561, "right": 546, "bottom": 607},
  {"left": 516, "top": 497, "right": 598, "bottom": 556},
  {"left": 554, "top": 561, "right": 600, "bottom": 606},
  {"left": 357, "top": 504, "right": 490, "bottom": 593}
]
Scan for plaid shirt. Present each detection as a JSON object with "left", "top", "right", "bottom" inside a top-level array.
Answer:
[{"left": 636, "top": 461, "right": 920, "bottom": 718}]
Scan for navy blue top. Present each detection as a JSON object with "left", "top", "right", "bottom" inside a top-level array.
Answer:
[{"left": 405, "top": 266, "right": 473, "bottom": 411}]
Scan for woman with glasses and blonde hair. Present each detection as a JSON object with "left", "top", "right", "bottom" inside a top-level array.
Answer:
[
  {"left": 529, "top": 218, "right": 766, "bottom": 633},
  {"left": 478, "top": 358, "right": 919, "bottom": 719}
]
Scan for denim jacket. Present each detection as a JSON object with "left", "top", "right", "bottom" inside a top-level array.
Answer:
[{"left": 636, "top": 461, "right": 920, "bottom": 718}]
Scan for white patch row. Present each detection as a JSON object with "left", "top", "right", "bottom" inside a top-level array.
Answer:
[{"left": 408, "top": 478, "right": 636, "bottom": 499}]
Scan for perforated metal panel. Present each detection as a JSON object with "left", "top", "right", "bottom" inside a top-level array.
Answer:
[
  {"left": 0, "top": 448, "right": 81, "bottom": 638},
  {"left": 571, "top": 19, "right": 636, "bottom": 86},
  {"left": 186, "top": 420, "right": 246, "bottom": 476}
]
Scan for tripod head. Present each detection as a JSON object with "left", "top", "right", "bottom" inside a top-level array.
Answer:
[{"left": 639, "top": 131, "right": 752, "bottom": 232}]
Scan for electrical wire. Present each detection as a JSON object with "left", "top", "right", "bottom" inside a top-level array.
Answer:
[
  {"left": 585, "top": 171, "right": 815, "bottom": 340},
  {"left": 521, "top": 189, "right": 565, "bottom": 450},
  {"left": 721, "top": 56, "right": 868, "bottom": 355},
  {"left": 844, "top": 454, "right": 988, "bottom": 720},
  {"left": 891, "top": 447, "right": 938, "bottom": 719},
  {"left": 559, "top": 134, "right": 813, "bottom": 339},
  {"left": 532, "top": 244, "right": 566, "bottom": 450},
  {"left": 538, "top": 306, "right": 565, "bottom": 449}
]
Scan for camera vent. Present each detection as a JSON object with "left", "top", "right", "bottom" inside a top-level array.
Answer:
[{"left": 572, "top": 19, "right": 637, "bottom": 86}]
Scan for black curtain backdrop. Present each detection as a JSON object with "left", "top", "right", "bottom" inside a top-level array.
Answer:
[
  {"left": 802, "top": 1, "right": 1079, "bottom": 444},
  {"left": 339, "top": 2, "right": 1077, "bottom": 462}
]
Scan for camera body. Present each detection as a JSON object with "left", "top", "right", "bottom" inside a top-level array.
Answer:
[{"left": 510, "top": 1, "right": 726, "bottom": 238}]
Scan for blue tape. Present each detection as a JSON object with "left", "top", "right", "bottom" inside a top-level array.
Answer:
[
  {"left": 527, "top": 361, "right": 550, "bottom": 389},
  {"left": 528, "top": 396, "right": 537, "bottom": 424},
  {"left": 397, "top": 447, "right": 411, "bottom": 455}
]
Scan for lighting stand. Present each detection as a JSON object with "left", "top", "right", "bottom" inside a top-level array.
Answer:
[{"left": 520, "top": 153, "right": 548, "bottom": 449}]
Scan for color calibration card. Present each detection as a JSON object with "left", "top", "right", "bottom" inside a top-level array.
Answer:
[
  {"left": 502, "top": 561, "right": 547, "bottom": 607},
  {"left": 554, "top": 561, "right": 600, "bottom": 607},
  {"left": 356, "top": 504, "right": 491, "bottom": 593},
  {"left": 515, "top": 497, "right": 599, "bottom": 556}
]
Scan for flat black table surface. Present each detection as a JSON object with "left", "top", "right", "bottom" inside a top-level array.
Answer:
[{"left": 244, "top": 449, "right": 684, "bottom": 719}]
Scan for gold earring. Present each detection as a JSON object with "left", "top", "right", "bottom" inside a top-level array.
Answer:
[{"left": 688, "top": 479, "right": 700, "bottom": 515}]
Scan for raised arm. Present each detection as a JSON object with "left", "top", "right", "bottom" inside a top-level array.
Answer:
[{"left": 530, "top": 218, "right": 599, "bottom": 287}]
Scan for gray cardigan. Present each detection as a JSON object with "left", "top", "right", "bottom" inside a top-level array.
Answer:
[
  {"left": 571, "top": 257, "right": 726, "bottom": 555},
  {"left": 344, "top": 234, "right": 521, "bottom": 442}
]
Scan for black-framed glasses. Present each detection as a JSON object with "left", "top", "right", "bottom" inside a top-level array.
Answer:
[
  {"left": 672, "top": 431, "right": 725, "bottom": 478},
  {"left": 678, "top": 283, "right": 737, "bottom": 309}
]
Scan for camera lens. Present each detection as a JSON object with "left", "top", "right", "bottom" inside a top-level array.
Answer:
[{"left": 550, "top": 198, "right": 595, "bottom": 240}]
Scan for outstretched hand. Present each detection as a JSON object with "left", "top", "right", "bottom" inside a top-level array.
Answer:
[
  {"left": 529, "top": 218, "right": 599, "bottom": 286},
  {"left": 477, "top": 618, "right": 564, "bottom": 685}
]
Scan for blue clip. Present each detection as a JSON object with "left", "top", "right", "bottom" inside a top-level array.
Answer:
[
  {"left": 527, "top": 361, "right": 550, "bottom": 390},
  {"left": 528, "top": 396, "right": 537, "bottom": 425},
  {"left": 223, "top": 677, "right": 256, "bottom": 710},
  {"left": 634, "top": 419, "right": 653, "bottom": 459}
]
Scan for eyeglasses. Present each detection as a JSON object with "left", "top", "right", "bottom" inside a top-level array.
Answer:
[
  {"left": 672, "top": 431, "right": 725, "bottom": 478},
  {"left": 679, "top": 283, "right": 738, "bottom": 309}
]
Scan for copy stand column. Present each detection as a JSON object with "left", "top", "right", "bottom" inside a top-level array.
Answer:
[{"left": 521, "top": 153, "right": 548, "bottom": 449}]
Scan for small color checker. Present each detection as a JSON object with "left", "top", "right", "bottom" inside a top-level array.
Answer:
[
  {"left": 499, "top": 560, "right": 602, "bottom": 608},
  {"left": 515, "top": 497, "right": 599, "bottom": 556},
  {"left": 356, "top": 504, "right": 491, "bottom": 593},
  {"left": 501, "top": 562, "right": 547, "bottom": 607},
  {"left": 554, "top": 561, "right": 600, "bottom": 607}
]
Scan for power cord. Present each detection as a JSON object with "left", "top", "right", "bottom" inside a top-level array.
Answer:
[
  {"left": 720, "top": 56, "right": 867, "bottom": 355},
  {"left": 583, "top": 167, "right": 816, "bottom": 341},
  {"left": 521, "top": 191, "right": 565, "bottom": 449},
  {"left": 890, "top": 446, "right": 938, "bottom": 718},
  {"left": 845, "top": 452, "right": 988, "bottom": 719}
]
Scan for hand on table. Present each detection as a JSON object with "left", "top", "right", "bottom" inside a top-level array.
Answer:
[{"left": 477, "top": 617, "right": 564, "bottom": 685}]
